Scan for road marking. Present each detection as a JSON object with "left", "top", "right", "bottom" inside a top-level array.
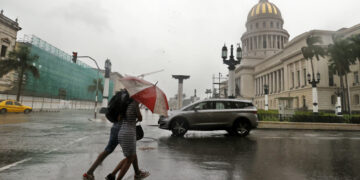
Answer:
[
  {"left": 0, "top": 158, "right": 32, "bottom": 172},
  {"left": 44, "top": 136, "right": 88, "bottom": 154},
  {"left": 0, "top": 136, "right": 89, "bottom": 172}
]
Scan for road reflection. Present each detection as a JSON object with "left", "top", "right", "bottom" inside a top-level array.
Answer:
[
  {"left": 158, "top": 135, "right": 258, "bottom": 180},
  {"left": 157, "top": 131, "right": 360, "bottom": 180},
  {"left": 0, "top": 113, "right": 29, "bottom": 124}
]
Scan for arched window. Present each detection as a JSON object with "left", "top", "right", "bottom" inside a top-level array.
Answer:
[
  {"left": 263, "top": 22, "right": 266, "bottom": 28},
  {"left": 354, "top": 94, "right": 359, "bottom": 105},
  {"left": 331, "top": 95, "right": 336, "bottom": 105},
  {"left": 256, "top": 23, "right": 259, "bottom": 29},
  {"left": 270, "top": 21, "right": 273, "bottom": 28}
]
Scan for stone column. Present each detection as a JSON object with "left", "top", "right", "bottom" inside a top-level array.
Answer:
[
  {"left": 278, "top": 70, "right": 281, "bottom": 92},
  {"left": 274, "top": 71, "right": 279, "bottom": 93},
  {"left": 172, "top": 75, "right": 190, "bottom": 109},
  {"left": 255, "top": 78, "right": 258, "bottom": 96},
  {"left": 299, "top": 61, "right": 302, "bottom": 87},
  {"left": 261, "top": 76, "right": 263, "bottom": 95},
  {"left": 228, "top": 70, "right": 236, "bottom": 97}
]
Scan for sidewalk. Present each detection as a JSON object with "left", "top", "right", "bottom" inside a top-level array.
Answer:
[{"left": 258, "top": 121, "right": 360, "bottom": 131}]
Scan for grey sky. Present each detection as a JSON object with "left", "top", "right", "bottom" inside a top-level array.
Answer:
[{"left": 2, "top": 0, "right": 360, "bottom": 99}]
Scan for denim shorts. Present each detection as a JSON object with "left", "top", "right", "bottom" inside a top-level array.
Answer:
[{"left": 104, "top": 123, "right": 121, "bottom": 153}]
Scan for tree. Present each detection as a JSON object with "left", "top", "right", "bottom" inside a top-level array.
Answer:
[
  {"left": 349, "top": 34, "right": 360, "bottom": 60},
  {"left": 88, "top": 78, "right": 104, "bottom": 94},
  {"left": 301, "top": 35, "right": 326, "bottom": 113},
  {"left": 0, "top": 44, "right": 39, "bottom": 101},
  {"left": 327, "top": 35, "right": 356, "bottom": 113}
]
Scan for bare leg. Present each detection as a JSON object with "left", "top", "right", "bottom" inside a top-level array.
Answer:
[
  {"left": 111, "top": 158, "right": 126, "bottom": 176},
  {"left": 132, "top": 155, "right": 140, "bottom": 174},
  {"left": 86, "top": 151, "right": 110, "bottom": 175},
  {"left": 111, "top": 155, "right": 140, "bottom": 175},
  {"left": 117, "top": 155, "right": 136, "bottom": 180}
]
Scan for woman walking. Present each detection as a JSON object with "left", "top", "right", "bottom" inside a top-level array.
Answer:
[{"left": 106, "top": 99, "right": 150, "bottom": 180}]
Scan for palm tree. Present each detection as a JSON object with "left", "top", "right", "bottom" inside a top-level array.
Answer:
[
  {"left": 88, "top": 78, "right": 104, "bottom": 95},
  {"left": 349, "top": 34, "right": 360, "bottom": 60},
  {"left": 328, "top": 35, "right": 356, "bottom": 113},
  {"left": 0, "top": 44, "right": 39, "bottom": 101},
  {"left": 301, "top": 35, "right": 326, "bottom": 113}
]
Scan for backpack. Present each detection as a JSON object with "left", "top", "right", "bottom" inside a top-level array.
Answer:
[{"left": 105, "top": 89, "right": 132, "bottom": 123}]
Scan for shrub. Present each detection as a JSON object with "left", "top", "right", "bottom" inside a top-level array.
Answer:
[{"left": 291, "top": 114, "right": 345, "bottom": 123}]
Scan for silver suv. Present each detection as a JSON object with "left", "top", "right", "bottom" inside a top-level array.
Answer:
[{"left": 158, "top": 99, "right": 258, "bottom": 137}]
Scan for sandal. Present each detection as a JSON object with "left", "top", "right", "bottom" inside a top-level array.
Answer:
[
  {"left": 134, "top": 170, "right": 150, "bottom": 179},
  {"left": 83, "top": 173, "right": 95, "bottom": 180}
]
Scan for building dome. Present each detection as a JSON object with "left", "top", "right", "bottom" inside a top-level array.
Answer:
[
  {"left": 247, "top": 0, "right": 282, "bottom": 22},
  {"left": 241, "top": 0, "right": 289, "bottom": 59}
]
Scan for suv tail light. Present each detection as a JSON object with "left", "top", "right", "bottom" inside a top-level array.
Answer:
[{"left": 253, "top": 111, "right": 257, "bottom": 114}]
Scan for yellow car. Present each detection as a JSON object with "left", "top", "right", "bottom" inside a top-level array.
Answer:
[{"left": 0, "top": 100, "right": 32, "bottom": 114}]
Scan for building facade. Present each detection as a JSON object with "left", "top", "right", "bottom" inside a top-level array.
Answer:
[
  {"left": 0, "top": 10, "right": 22, "bottom": 92},
  {"left": 0, "top": 34, "right": 113, "bottom": 102},
  {"left": 235, "top": 0, "right": 360, "bottom": 112},
  {"left": 0, "top": 10, "right": 20, "bottom": 59}
]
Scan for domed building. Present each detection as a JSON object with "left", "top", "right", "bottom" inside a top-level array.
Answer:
[
  {"left": 233, "top": 0, "right": 360, "bottom": 113},
  {"left": 242, "top": 0, "right": 289, "bottom": 59}
]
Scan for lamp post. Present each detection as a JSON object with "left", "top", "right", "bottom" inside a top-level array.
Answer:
[
  {"left": 221, "top": 44, "right": 242, "bottom": 98},
  {"left": 101, "top": 59, "right": 111, "bottom": 113},
  {"left": 264, "top": 84, "right": 269, "bottom": 111},
  {"left": 307, "top": 72, "right": 320, "bottom": 113},
  {"left": 222, "top": 44, "right": 242, "bottom": 98},
  {"left": 335, "top": 88, "right": 342, "bottom": 115}
]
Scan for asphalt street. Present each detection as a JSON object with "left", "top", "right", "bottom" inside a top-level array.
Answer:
[{"left": 0, "top": 110, "right": 360, "bottom": 180}]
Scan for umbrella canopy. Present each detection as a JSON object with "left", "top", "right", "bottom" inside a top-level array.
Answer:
[{"left": 119, "top": 76, "right": 169, "bottom": 116}]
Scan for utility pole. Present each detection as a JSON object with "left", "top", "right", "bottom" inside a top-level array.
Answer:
[
  {"left": 213, "top": 73, "right": 227, "bottom": 98},
  {"left": 75, "top": 55, "right": 101, "bottom": 119},
  {"left": 100, "top": 59, "right": 111, "bottom": 113}
]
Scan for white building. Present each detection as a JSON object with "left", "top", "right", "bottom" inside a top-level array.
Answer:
[{"left": 234, "top": 0, "right": 360, "bottom": 112}]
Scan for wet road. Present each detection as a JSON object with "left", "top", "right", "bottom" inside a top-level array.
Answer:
[{"left": 0, "top": 110, "right": 360, "bottom": 180}]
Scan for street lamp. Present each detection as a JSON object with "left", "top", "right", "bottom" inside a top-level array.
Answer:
[
  {"left": 335, "top": 88, "right": 342, "bottom": 115},
  {"left": 307, "top": 72, "right": 320, "bottom": 113},
  {"left": 264, "top": 84, "right": 269, "bottom": 111},
  {"left": 100, "top": 59, "right": 112, "bottom": 113},
  {"left": 222, "top": 44, "right": 242, "bottom": 98}
]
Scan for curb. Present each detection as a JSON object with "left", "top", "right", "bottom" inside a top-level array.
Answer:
[{"left": 258, "top": 121, "right": 360, "bottom": 131}]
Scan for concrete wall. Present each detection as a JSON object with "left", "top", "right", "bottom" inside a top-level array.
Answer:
[{"left": 0, "top": 94, "right": 95, "bottom": 111}]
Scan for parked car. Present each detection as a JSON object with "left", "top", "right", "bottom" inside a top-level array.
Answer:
[
  {"left": 0, "top": 100, "right": 32, "bottom": 114},
  {"left": 158, "top": 99, "right": 258, "bottom": 137}
]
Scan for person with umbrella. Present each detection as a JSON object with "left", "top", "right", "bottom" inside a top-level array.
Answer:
[{"left": 106, "top": 76, "right": 169, "bottom": 180}]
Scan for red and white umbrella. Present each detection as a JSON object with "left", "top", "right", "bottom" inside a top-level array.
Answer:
[{"left": 119, "top": 76, "right": 169, "bottom": 117}]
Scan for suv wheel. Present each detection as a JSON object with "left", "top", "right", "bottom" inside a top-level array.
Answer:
[
  {"left": 171, "top": 118, "right": 188, "bottom": 137},
  {"left": 24, "top": 109, "right": 31, "bottom": 114},
  {"left": 231, "top": 120, "right": 251, "bottom": 137},
  {"left": 0, "top": 108, "right": 6, "bottom": 114}
]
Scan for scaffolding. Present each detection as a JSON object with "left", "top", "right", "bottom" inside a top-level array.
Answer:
[{"left": 15, "top": 35, "right": 114, "bottom": 101}]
